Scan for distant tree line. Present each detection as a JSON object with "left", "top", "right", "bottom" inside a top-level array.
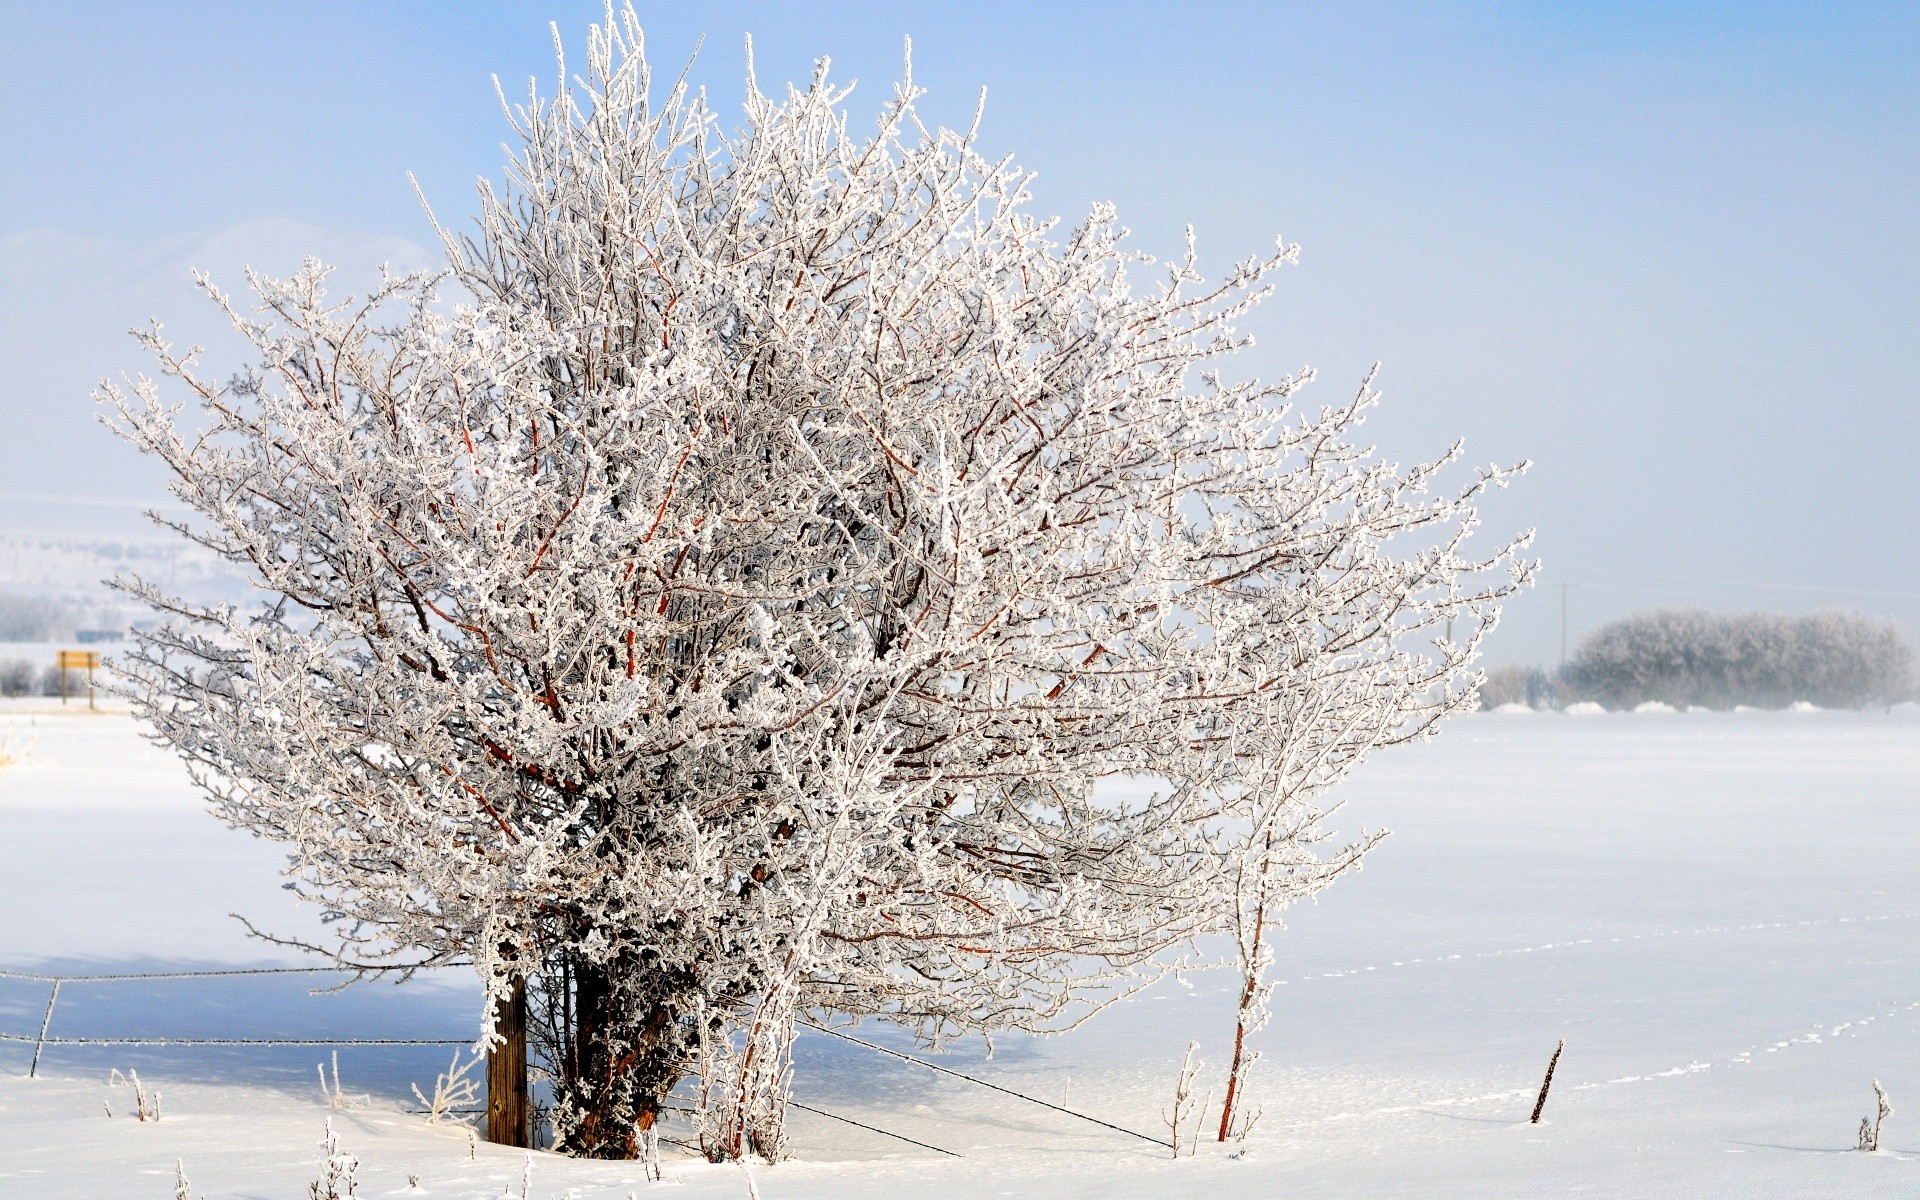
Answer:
[
  {"left": 0, "top": 593, "right": 75, "bottom": 642},
  {"left": 1482, "top": 608, "right": 1916, "bottom": 711},
  {"left": 0, "top": 658, "right": 91, "bottom": 697}
]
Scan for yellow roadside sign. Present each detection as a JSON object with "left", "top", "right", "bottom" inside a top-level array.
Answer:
[{"left": 55, "top": 650, "right": 101, "bottom": 710}]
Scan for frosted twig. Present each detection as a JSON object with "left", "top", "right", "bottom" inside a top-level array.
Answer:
[
  {"left": 411, "top": 1049, "right": 482, "bottom": 1124},
  {"left": 1163, "top": 1042, "right": 1204, "bottom": 1159},
  {"left": 1858, "top": 1079, "right": 1892, "bottom": 1151}
]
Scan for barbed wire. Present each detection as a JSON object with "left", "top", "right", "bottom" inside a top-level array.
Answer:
[
  {"left": 0, "top": 964, "right": 460, "bottom": 984},
  {"left": 797, "top": 1021, "right": 1172, "bottom": 1149},
  {"left": 1, "top": 961, "right": 1154, "bottom": 1156},
  {"left": 786, "top": 1099, "right": 963, "bottom": 1157},
  {"left": 0, "top": 1031, "right": 468, "bottom": 1047}
]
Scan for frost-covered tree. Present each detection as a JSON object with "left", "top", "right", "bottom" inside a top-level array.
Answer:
[
  {"left": 1562, "top": 608, "right": 1914, "bottom": 711},
  {"left": 99, "top": 8, "right": 1530, "bottom": 1159},
  {"left": 1476, "top": 663, "right": 1556, "bottom": 710}
]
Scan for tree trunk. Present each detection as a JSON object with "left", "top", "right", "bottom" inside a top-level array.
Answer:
[
  {"left": 1217, "top": 999, "right": 1253, "bottom": 1142},
  {"left": 568, "top": 958, "right": 641, "bottom": 1159},
  {"left": 486, "top": 978, "right": 530, "bottom": 1147},
  {"left": 1218, "top": 880, "right": 1269, "bottom": 1141},
  {"left": 556, "top": 953, "right": 693, "bottom": 1160}
]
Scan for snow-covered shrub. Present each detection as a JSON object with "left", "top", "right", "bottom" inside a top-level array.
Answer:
[
  {"left": 1478, "top": 664, "right": 1556, "bottom": 710},
  {"left": 309, "top": 1118, "right": 358, "bottom": 1200},
  {"left": 410, "top": 1049, "right": 481, "bottom": 1125},
  {"left": 1561, "top": 608, "right": 1913, "bottom": 711},
  {"left": 37, "top": 664, "right": 88, "bottom": 698},
  {"left": 0, "top": 658, "right": 36, "bottom": 696},
  {"left": 98, "top": 5, "right": 1529, "bottom": 1159},
  {"left": 106, "top": 1068, "right": 159, "bottom": 1121}
]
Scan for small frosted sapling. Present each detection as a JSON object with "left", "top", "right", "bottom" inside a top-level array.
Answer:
[
  {"left": 174, "top": 1158, "right": 194, "bottom": 1200},
  {"left": 410, "top": 1049, "right": 481, "bottom": 1124},
  {"left": 1163, "top": 1042, "right": 1205, "bottom": 1159},
  {"left": 309, "top": 1118, "right": 359, "bottom": 1200},
  {"left": 318, "top": 1051, "right": 369, "bottom": 1110},
  {"left": 108, "top": 1068, "right": 160, "bottom": 1121},
  {"left": 1857, "top": 1079, "right": 1892, "bottom": 1152},
  {"left": 1190, "top": 1084, "right": 1214, "bottom": 1158},
  {"left": 1220, "top": 1054, "right": 1263, "bottom": 1155},
  {"left": 640, "top": 1126, "right": 662, "bottom": 1182},
  {"left": 0, "top": 725, "right": 31, "bottom": 769}
]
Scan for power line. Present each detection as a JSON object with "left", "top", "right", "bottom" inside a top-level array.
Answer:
[
  {"left": 1543, "top": 569, "right": 1920, "bottom": 603},
  {"left": 1558, "top": 582, "right": 1571, "bottom": 667}
]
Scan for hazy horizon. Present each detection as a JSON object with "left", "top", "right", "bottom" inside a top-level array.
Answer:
[{"left": 3, "top": 2, "right": 1916, "bottom": 666}]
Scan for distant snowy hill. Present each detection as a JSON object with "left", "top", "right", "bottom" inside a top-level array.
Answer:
[{"left": 0, "top": 531, "right": 250, "bottom": 637}]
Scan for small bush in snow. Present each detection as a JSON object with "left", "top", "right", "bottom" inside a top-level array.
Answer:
[
  {"left": 0, "top": 658, "right": 36, "bottom": 696},
  {"left": 316, "top": 1051, "right": 370, "bottom": 1110},
  {"left": 107, "top": 1068, "right": 159, "bottom": 1121},
  {"left": 309, "top": 1118, "right": 358, "bottom": 1200},
  {"left": 37, "top": 664, "right": 89, "bottom": 698},
  {"left": 410, "top": 1049, "right": 481, "bottom": 1125},
  {"left": 1478, "top": 664, "right": 1557, "bottom": 710},
  {"left": 1560, "top": 608, "right": 1914, "bottom": 711},
  {"left": 0, "top": 725, "right": 27, "bottom": 769}
]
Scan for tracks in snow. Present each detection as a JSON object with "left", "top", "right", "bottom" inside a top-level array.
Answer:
[
  {"left": 1265, "top": 911, "right": 1920, "bottom": 993},
  {"left": 1265, "top": 992, "right": 1920, "bottom": 1133}
]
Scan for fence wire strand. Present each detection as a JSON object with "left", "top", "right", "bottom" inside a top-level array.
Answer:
[
  {"left": 3, "top": 962, "right": 1148, "bottom": 1157},
  {"left": 798, "top": 1020, "right": 1173, "bottom": 1149}
]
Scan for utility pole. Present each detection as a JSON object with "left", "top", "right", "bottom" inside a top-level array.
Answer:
[
  {"left": 486, "top": 978, "right": 530, "bottom": 1147},
  {"left": 1559, "top": 583, "right": 1572, "bottom": 667}
]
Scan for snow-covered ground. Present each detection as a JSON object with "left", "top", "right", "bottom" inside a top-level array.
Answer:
[{"left": 3, "top": 704, "right": 1918, "bottom": 1197}]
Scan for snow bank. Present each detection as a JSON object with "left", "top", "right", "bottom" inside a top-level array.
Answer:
[{"left": 5, "top": 711, "right": 1920, "bottom": 1196}]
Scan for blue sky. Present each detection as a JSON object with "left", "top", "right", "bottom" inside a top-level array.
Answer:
[{"left": 2, "top": 2, "right": 1916, "bottom": 663}]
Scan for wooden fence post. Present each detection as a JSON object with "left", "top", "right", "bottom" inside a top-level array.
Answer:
[
  {"left": 1530, "top": 1038, "right": 1565, "bottom": 1124},
  {"left": 486, "top": 977, "right": 529, "bottom": 1147}
]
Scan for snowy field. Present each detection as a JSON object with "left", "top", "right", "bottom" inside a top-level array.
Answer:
[{"left": 3, "top": 702, "right": 1918, "bottom": 1197}]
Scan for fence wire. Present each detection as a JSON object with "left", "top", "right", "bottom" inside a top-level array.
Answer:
[{"left": 2, "top": 962, "right": 1167, "bottom": 1157}]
